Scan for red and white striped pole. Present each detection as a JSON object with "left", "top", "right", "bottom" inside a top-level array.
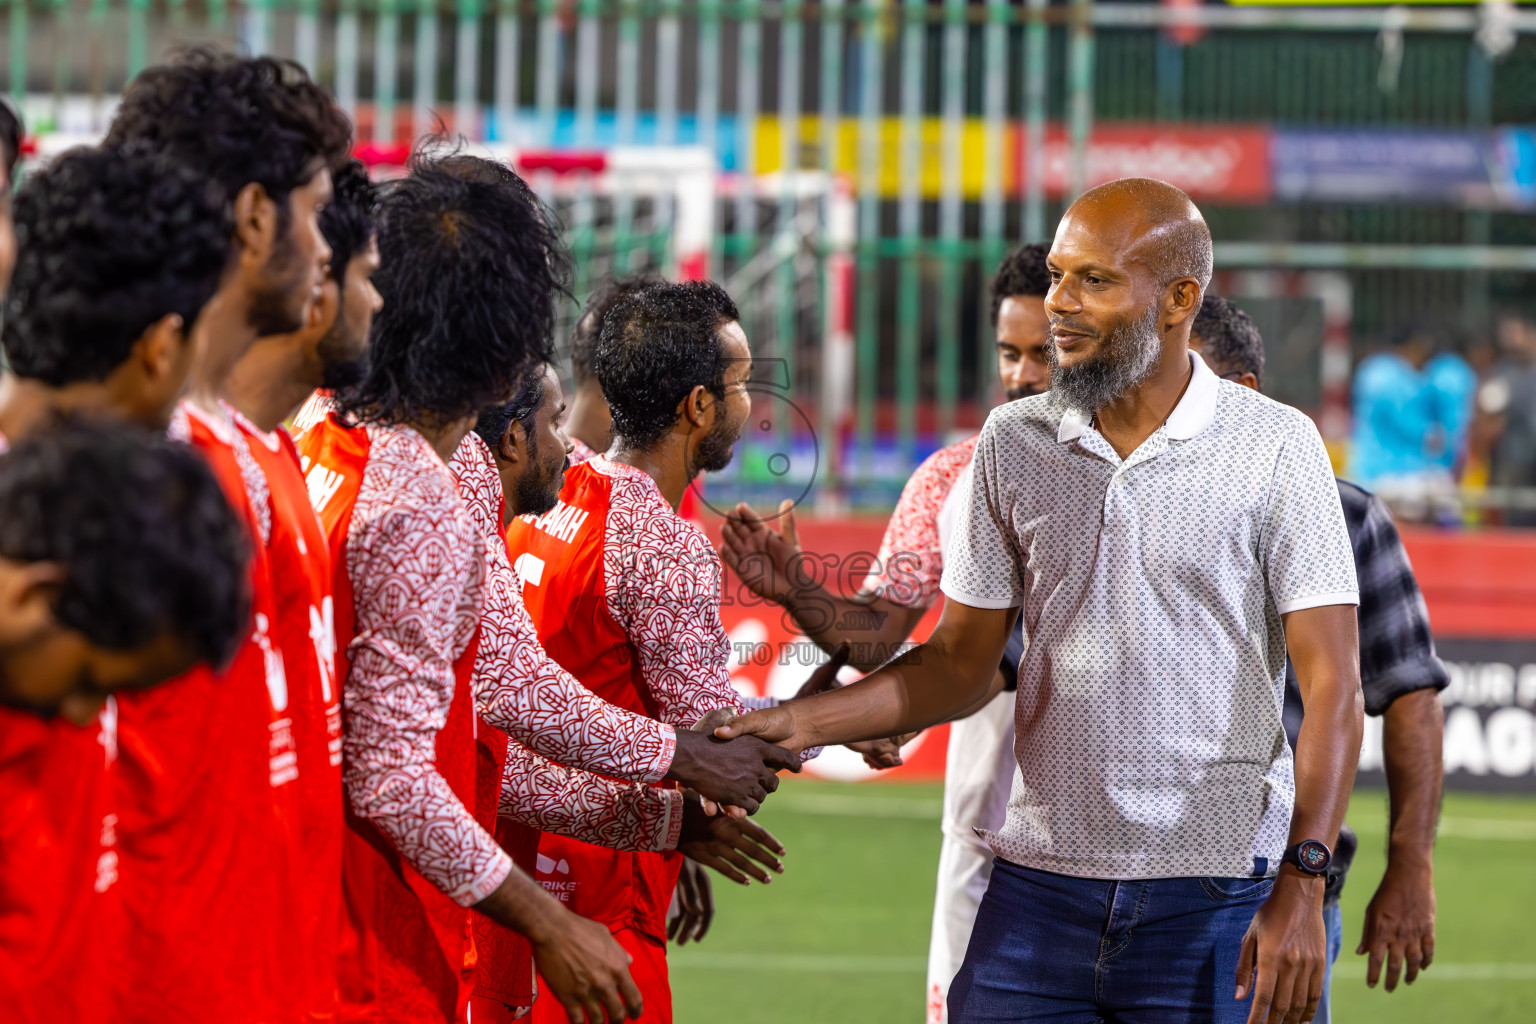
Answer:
[{"left": 819, "top": 173, "right": 856, "bottom": 506}]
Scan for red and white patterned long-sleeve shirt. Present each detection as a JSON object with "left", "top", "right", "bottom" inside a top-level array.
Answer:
[
  {"left": 861, "top": 435, "right": 979, "bottom": 609},
  {"left": 449, "top": 434, "right": 680, "bottom": 851},
  {"left": 597, "top": 457, "right": 747, "bottom": 724},
  {"left": 341, "top": 424, "right": 511, "bottom": 906}
]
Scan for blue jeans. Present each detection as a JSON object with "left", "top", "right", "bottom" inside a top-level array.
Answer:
[
  {"left": 949, "top": 859, "right": 1274, "bottom": 1024},
  {"left": 1315, "top": 901, "right": 1342, "bottom": 1024}
]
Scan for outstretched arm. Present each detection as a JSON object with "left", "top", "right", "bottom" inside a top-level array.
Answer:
[
  {"left": 720, "top": 502, "right": 929, "bottom": 672},
  {"left": 716, "top": 599, "right": 1018, "bottom": 753}
]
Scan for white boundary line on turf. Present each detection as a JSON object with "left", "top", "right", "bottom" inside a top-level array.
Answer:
[
  {"left": 772, "top": 796, "right": 1536, "bottom": 841},
  {"left": 671, "top": 953, "right": 1536, "bottom": 981}
]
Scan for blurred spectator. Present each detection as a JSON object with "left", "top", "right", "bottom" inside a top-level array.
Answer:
[
  {"left": 1481, "top": 312, "right": 1536, "bottom": 527},
  {"left": 1348, "top": 323, "right": 1474, "bottom": 522}
]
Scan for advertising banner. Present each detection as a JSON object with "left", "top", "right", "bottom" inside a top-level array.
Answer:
[
  {"left": 751, "top": 117, "right": 1273, "bottom": 204},
  {"left": 1356, "top": 638, "right": 1536, "bottom": 794},
  {"left": 752, "top": 116, "right": 1536, "bottom": 209},
  {"left": 1272, "top": 126, "right": 1536, "bottom": 208}
]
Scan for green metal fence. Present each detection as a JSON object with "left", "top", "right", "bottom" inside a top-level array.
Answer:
[{"left": 5, "top": 1, "right": 1536, "bottom": 498}]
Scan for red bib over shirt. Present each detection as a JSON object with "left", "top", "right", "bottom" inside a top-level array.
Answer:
[
  {"left": 238, "top": 415, "right": 346, "bottom": 1023},
  {"left": 503, "top": 460, "right": 696, "bottom": 947},
  {"left": 0, "top": 427, "right": 122, "bottom": 1021},
  {"left": 114, "top": 402, "right": 293, "bottom": 1023},
  {"left": 297, "top": 413, "right": 509, "bottom": 1023}
]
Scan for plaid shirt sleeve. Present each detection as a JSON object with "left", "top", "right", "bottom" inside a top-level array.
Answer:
[{"left": 1339, "top": 480, "right": 1450, "bottom": 716}]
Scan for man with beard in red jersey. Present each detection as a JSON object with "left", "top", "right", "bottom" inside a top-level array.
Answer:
[
  {"left": 103, "top": 48, "right": 352, "bottom": 1023},
  {"left": 505, "top": 280, "right": 817, "bottom": 1024},
  {"left": 224, "top": 158, "right": 381, "bottom": 1024},
  {"left": 0, "top": 143, "right": 238, "bottom": 1021},
  {"left": 298, "top": 157, "right": 656, "bottom": 1024},
  {"left": 451, "top": 358, "right": 815, "bottom": 1024}
]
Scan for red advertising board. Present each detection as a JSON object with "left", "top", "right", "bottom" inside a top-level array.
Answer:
[{"left": 1020, "top": 124, "right": 1274, "bottom": 204}]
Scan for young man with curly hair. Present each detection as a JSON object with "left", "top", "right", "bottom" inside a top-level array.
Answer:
[
  {"left": 0, "top": 427, "right": 250, "bottom": 1017},
  {"left": 0, "top": 143, "right": 240, "bottom": 1020},
  {"left": 344, "top": 157, "right": 795, "bottom": 1021},
  {"left": 221, "top": 157, "right": 382, "bottom": 1023},
  {"left": 104, "top": 49, "right": 353, "bottom": 1021}
]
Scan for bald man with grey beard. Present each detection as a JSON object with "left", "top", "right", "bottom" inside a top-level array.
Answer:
[{"left": 720, "top": 178, "right": 1364, "bottom": 1024}]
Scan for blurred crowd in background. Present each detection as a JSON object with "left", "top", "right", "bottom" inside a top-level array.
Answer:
[{"left": 1349, "top": 309, "right": 1536, "bottom": 527}]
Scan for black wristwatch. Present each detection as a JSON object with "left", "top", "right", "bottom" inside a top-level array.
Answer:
[{"left": 1281, "top": 839, "right": 1332, "bottom": 877}]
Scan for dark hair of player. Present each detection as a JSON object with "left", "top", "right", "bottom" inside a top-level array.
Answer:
[
  {"left": 334, "top": 155, "right": 567, "bottom": 426},
  {"left": 1, "top": 144, "right": 231, "bottom": 387},
  {"left": 990, "top": 242, "right": 1053, "bottom": 327},
  {"left": 0, "top": 97, "right": 23, "bottom": 181},
  {"left": 0, "top": 419, "right": 250, "bottom": 667},
  {"left": 1192, "top": 295, "right": 1266, "bottom": 386},
  {"left": 475, "top": 364, "right": 549, "bottom": 458},
  {"left": 570, "top": 275, "right": 661, "bottom": 386},
  {"left": 321, "top": 159, "right": 378, "bottom": 288},
  {"left": 595, "top": 279, "right": 741, "bottom": 449},
  {"left": 105, "top": 48, "right": 352, "bottom": 212}
]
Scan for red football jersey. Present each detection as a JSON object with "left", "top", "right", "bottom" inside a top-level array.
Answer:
[
  {"left": 114, "top": 402, "right": 293, "bottom": 1023},
  {"left": 0, "top": 428, "right": 121, "bottom": 1020},
  {"left": 239, "top": 415, "right": 344, "bottom": 1023},
  {"left": 0, "top": 703, "right": 122, "bottom": 1020},
  {"left": 503, "top": 461, "right": 686, "bottom": 947},
  {"left": 298, "top": 413, "right": 508, "bottom": 1023}
]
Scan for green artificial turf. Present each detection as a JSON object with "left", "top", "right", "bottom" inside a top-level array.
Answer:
[{"left": 669, "top": 780, "right": 1536, "bottom": 1023}]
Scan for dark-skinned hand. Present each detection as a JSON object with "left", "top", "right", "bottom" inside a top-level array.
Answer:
[
  {"left": 1234, "top": 870, "right": 1327, "bottom": 1024},
  {"left": 666, "top": 715, "right": 800, "bottom": 817},
  {"left": 676, "top": 789, "right": 787, "bottom": 886},
  {"left": 667, "top": 858, "right": 715, "bottom": 946},
  {"left": 1357, "top": 861, "right": 1436, "bottom": 991}
]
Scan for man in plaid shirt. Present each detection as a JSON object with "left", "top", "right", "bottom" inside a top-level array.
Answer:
[{"left": 1192, "top": 296, "right": 1448, "bottom": 1023}]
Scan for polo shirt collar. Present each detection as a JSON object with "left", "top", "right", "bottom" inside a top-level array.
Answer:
[{"left": 1056, "top": 349, "right": 1220, "bottom": 444}]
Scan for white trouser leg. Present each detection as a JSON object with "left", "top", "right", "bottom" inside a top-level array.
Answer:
[{"left": 924, "top": 690, "right": 1017, "bottom": 1024}]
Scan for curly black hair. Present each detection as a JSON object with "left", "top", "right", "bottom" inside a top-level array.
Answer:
[
  {"left": 990, "top": 242, "right": 1052, "bottom": 327},
  {"left": 595, "top": 279, "right": 741, "bottom": 450},
  {"left": 570, "top": 275, "right": 662, "bottom": 385},
  {"left": 335, "top": 155, "right": 567, "bottom": 426},
  {"left": 0, "top": 96, "right": 22, "bottom": 182},
  {"left": 0, "top": 418, "right": 250, "bottom": 667},
  {"left": 105, "top": 47, "right": 352, "bottom": 209},
  {"left": 475, "top": 363, "right": 549, "bottom": 458},
  {"left": 1192, "top": 295, "right": 1266, "bottom": 385},
  {"left": 321, "top": 159, "right": 378, "bottom": 288},
  {"left": 2, "top": 143, "right": 232, "bottom": 387}
]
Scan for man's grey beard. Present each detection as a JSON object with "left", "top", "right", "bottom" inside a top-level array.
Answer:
[{"left": 1048, "top": 299, "right": 1163, "bottom": 413}]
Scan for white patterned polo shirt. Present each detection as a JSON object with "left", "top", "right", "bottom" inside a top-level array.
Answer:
[{"left": 940, "top": 351, "right": 1359, "bottom": 880}]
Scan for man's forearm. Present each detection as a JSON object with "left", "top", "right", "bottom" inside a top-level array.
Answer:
[
  {"left": 1381, "top": 688, "right": 1444, "bottom": 869},
  {"left": 786, "top": 611, "right": 1012, "bottom": 748},
  {"left": 474, "top": 860, "right": 569, "bottom": 937},
  {"left": 778, "top": 586, "right": 926, "bottom": 672},
  {"left": 1284, "top": 605, "right": 1364, "bottom": 852},
  {"left": 1290, "top": 678, "right": 1364, "bottom": 850}
]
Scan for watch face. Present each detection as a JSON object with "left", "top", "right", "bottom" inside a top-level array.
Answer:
[{"left": 1298, "top": 840, "right": 1331, "bottom": 873}]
